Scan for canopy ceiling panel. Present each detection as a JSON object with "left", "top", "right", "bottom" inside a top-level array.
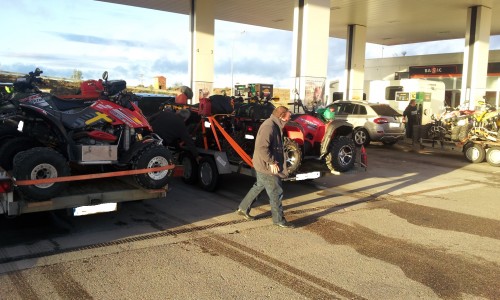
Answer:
[{"left": 100, "top": 0, "right": 500, "bottom": 45}]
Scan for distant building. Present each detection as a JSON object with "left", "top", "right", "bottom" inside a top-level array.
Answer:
[{"left": 153, "top": 76, "right": 167, "bottom": 90}]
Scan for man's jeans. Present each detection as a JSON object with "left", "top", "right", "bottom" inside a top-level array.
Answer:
[{"left": 238, "top": 171, "right": 284, "bottom": 224}]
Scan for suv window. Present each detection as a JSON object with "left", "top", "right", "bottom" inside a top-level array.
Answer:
[
  {"left": 358, "top": 105, "right": 367, "bottom": 115},
  {"left": 331, "top": 103, "right": 342, "bottom": 114},
  {"left": 370, "top": 104, "right": 402, "bottom": 116},
  {"left": 339, "top": 103, "right": 356, "bottom": 114}
]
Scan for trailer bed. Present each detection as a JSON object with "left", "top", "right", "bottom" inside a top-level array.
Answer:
[{"left": 0, "top": 169, "right": 171, "bottom": 216}]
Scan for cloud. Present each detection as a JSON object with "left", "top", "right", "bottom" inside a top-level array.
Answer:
[
  {"left": 151, "top": 57, "right": 188, "bottom": 74},
  {"left": 48, "top": 32, "right": 145, "bottom": 48}
]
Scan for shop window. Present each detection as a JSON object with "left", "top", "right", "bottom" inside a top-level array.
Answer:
[{"left": 385, "top": 86, "right": 403, "bottom": 100}]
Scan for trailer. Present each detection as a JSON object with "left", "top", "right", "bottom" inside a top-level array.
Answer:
[
  {"left": 414, "top": 123, "right": 500, "bottom": 167},
  {"left": 0, "top": 165, "right": 180, "bottom": 217},
  {"left": 178, "top": 114, "right": 341, "bottom": 192}
]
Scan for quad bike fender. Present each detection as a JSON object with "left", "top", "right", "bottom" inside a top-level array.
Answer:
[
  {"left": 320, "top": 120, "right": 353, "bottom": 158},
  {"left": 119, "top": 139, "right": 157, "bottom": 164},
  {"left": 18, "top": 105, "right": 71, "bottom": 144},
  {"left": 284, "top": 121, "right": 304, "bottom": 146}
]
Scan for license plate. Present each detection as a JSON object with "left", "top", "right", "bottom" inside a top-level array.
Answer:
[
  {"left": 295, "top": 171, "right": 321, "bottom": 181},
  {"left": 73, "top": 203, "right": 117, "bottom": 216},
  {"left": 389, "top": 122, "right": 401, "bottom": 128}
]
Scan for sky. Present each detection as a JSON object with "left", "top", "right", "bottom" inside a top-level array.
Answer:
[{"left": 1, "top": 0, "right": 499, "bottom": 89}]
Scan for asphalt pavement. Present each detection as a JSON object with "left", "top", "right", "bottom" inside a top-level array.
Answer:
[{"left": 0, "top": 140, "right": 499, "bottom": 299}]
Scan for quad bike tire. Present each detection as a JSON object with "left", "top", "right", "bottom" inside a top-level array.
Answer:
[
  {"left": 353, "top": 128, "right": 370, "bottom": 147},
  {"left": 326, "top": 136, "right": 356, "bottom": 172},
  {"left": 463, "top": 142, "right": 485, "bottom": 163},
  {"left": 198, "top": 156, "right": 219, "bottom": 192},
  {"left": 450, "top": 126, "right": 461, "bottom": 141},
  {"left": 458, "top": 124, "right": 472, "bottom": 142},
  {"left": 179, "top": 152, "right": 198, "bottom": 184},
  {"left": 486, "top": 146, "right": 500, "bottom": 167},
  {"left": 221, "top": 131, "right": 252, "bottom": 162},
  {"left": 132, "top": 144, "right": 174, "bottom": 189},
  {"left": 427, "top": 125, "right": 446, "bottom": 140},
  {"left": 0, "top": 136, "right": 40, "bottom": 171},
  {"left": 284, "top": 137, "right": 302, "bottom": 175},
  {"left": 13, "top": 147, "right": 70, "bottom": 201}
]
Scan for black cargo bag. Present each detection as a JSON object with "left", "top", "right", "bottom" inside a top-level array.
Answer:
[
  {"left": 209, "top": 95, "right": 233, "bottom": 114},
  {"left": 106, "top": 80, "right": 127, "bottom": 96},
  {"left": 253, "top": 102, "right": 275, "bottom": 120}
]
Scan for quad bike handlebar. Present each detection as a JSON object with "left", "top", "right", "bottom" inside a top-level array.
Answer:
[{"left": 13, "top": 68, "right": 44, "bottom": 93}]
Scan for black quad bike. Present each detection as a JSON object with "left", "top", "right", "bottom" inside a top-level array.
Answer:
[{"left": 0, "top": 68, "right": 173, "bottom": 201}]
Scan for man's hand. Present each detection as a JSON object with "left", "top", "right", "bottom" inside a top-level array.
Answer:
[{"left": 270, "top": 163, "right": 279, "bottom": 174}]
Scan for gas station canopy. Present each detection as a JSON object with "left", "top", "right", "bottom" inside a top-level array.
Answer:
[{"left": 100, "top": 0, "right": 500, "bottom": 45}]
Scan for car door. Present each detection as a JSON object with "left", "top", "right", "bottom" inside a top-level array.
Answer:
[{"left": 342, "top": 103, "right": 365, "bottom": 128}]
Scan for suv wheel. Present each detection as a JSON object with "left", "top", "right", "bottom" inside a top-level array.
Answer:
[{"left": 353, "top": 128, "right": 370, "bottom": 147}]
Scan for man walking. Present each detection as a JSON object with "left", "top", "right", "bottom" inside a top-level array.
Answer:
[{"left": 236, "top": 106, "right": 294, "bottom": 228}]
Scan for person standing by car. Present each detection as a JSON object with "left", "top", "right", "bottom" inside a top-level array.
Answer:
[
  {"left": 149, "top": 109, "right": 200, "bottom": 160},
  {"left": 403, "top": 99, "right": 418, "bottom": 138},
  {"left": 236, "top": 106, "right": 295, "bottom": 228}
]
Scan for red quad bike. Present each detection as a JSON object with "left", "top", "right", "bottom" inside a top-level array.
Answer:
[
  {"left": 0, "top": 68, "right": 173, "bottom": 201},
  {"left": 283, "top": 98, "right": 358, "bottom": 175},
  {"left": 216, "top": 95, "right": 359, "bottom": 176}
]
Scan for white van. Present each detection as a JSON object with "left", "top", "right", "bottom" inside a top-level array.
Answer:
[{"left": 368, "top": 79, "right": 446, "bottom": 125}]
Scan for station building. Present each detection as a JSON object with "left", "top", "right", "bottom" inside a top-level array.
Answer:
[{"left": 365, "top": 50, "right": 500, "bottom": 109}]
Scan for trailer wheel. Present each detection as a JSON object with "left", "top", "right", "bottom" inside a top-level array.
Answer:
[
  {"left": 486, "top": 146, "right": 500, "bottom": 167},
  {"left": 0, "top": 136, "right": 40, "bottom": 171},
  {"left": 326, "top": 136, "right": 356, "bottom": 172},
  {"left": 198, "top": 156, "right": 219, "bottom": 192},
  {"left": 132, "top": 144, "right": 173, "bottom": 189},
  {"left": 13, "top": 147, "right": 70, "bottom": 201},
  {"left": 284, "top": 138, "right": 302, "bottom": 175},
  {"left": 464, "top": 143, "right": 485, "bottom": 163},
  {"left": 180, "top": 152, "right": 198, "bottom": 184}
]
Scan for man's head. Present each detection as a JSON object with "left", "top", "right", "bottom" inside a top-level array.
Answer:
[
  {"left": 410, "top": 100, "right": 416, "bottom": 106},
  {"left": 273, "top": 106, "right": 291, "bottom": 122},
  {"left": 177, "top": 109, "right": 191, "bottom": 121}
]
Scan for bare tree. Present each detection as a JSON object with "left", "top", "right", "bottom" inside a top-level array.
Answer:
[{"left": 71, "top": 69, "right": 83, "bottom": 81}]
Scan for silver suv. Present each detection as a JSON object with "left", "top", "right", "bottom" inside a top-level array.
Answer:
[{"left": 327, "top": 100, "right": 405, "bottom": 146}]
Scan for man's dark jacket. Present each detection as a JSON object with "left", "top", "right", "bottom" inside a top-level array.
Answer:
[
  {"left": 252, "top": 114, "right": 288, "bottom": 178},
  {"left": 149, "top": 111, "right": 198, "bottom": 157}
]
